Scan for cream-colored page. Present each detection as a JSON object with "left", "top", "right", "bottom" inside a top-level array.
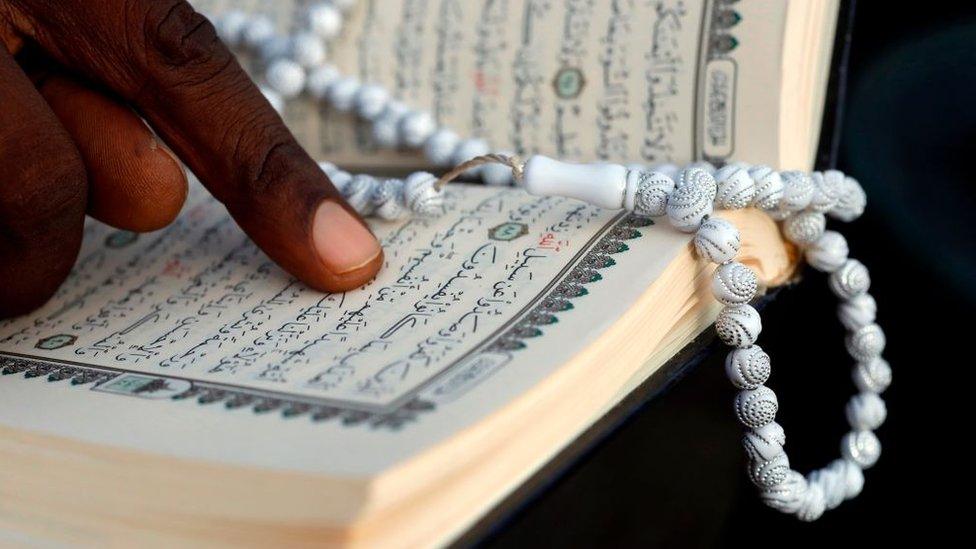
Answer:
[
  {"left": 195, "top": 0, "right": 796, "bottom": 169},
  {"left": 0, "top": 179, "right": 688, "bottom": 476}
]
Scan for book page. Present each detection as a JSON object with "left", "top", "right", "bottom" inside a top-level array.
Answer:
[
  {"left": 193, "top": 0, "right": 819, "bottom": 170},
  {"left": 0, "top": 179, "right": 689, "bottom": 476}
]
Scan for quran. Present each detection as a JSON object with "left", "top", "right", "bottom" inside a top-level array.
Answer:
[{"left": 0, "top": 0, "right": 839, "bottom": 546}]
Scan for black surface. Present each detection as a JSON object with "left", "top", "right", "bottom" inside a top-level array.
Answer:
[{"left": 477, "top": 2, "right": 970, "bottom": 546}]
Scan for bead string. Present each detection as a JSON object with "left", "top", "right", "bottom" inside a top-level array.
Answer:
[{"left": 206, "top": 2, "right": 890, "bottom": 521}]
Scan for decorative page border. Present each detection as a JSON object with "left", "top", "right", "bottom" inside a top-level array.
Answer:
[{"left": 0, "top": 215, "right": 652, "bottom": 430}]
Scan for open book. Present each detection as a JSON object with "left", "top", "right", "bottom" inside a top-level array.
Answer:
[{"left": 0, "top": 1, "right": 838, "bottom": 546}]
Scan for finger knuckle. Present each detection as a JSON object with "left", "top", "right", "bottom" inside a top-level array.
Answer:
[{"left": 139, "top": 0, "right": 232, "bottom": 86}]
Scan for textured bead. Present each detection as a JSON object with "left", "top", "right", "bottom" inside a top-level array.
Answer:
[
  {"left": 837, "top": 293, "right": 877, "bottom": 331},
  {"left": 756, "top": 420, "right": 786, "bottom": 446},
  {"left": 327, "top": 77, "right": 361, "bottom": 112},
  {"left": 734, "top": 385, "right": 778, "bottom": 428},
  {"left": 830, "top": 175, "right": 867, "bottom": 222},
  {"left": 852, "top": 357, "right": 892, "bottom": 394},
  {"left": 677, "top": 166, "right": 718, "bottom": 200},
  {"left": 712, "top": 262, "right": 758, "bottom": 305},
  {"left": 258, "top": 35, "right": 291, "bottom": 62},
  {"left": 805, "top": 230, "right": 849, "bottom": 272},
  {"left": 760, "top": 470, "right": 808, "bottom": 514},
  {"left": 836, "top": 458, "right": 865, "bottom": 499},
  {"left": 829, "top": 259, "right": 871, "bottom": 300},
  {"left": 840, "top": 430, "right": 881, "bottom": 469},
  {"left": 290, "top": 31, "right": 327, "bottom": 68},
  {"left": 308, "top": 2, "right": 343, "bottom": 39},
  {"left": 354, "top": 84, "right": 390, "bottom": 120},
  {"left": 258, "top": 86, "right": 284, "bottom": 113},
  {"left": 329, "top": 170, "right": 353, "bottom": 192},
  {"left": 795, "top": 480, "right": 827, "bottom": 521},
  {"left": 782, "top": 211, "right": 826, "bottom": 245},
  {"left": 845, "top": 323, "right": 886, "bottom": 361},
  {"left": 749, "top": 453, "right": 790, "bottom": 488},
  {"left": 482, "top": 152, "right": 516, "bottom": 186},
  {"left": 403, "top": 172, "right": 445, "bottom": 217},
  {"left": 716, "top": 304, "right": 762, "bottom": 348},
  {"left": 845, "top": 392, "right": 887, "bottom": 431},
  {"left": 342, "top": 175, "right": 379, "bottom": 215},
  {"left": 725, "top": 345, "right": 770, "bottom": 390},
  {"left": 451, "top": 138, "right": 491, "bottom": 178},
  {"left": 306, "top": 64, "right": 340, "bottom": 99},
  {"left": 744, "top": 425, "right": 786, "bottom": 462},
  {"left": 371, "top": 103, "right": 409, "bottom": 148},
  {"left": 666, "top": 180, "right": 713, "bottom": 232},
  {"left": 370, "top": 179, "right": 407, "bottom": 221},
  {"left": 215, "top": 10, "right": 249, "bottom": 47},
  {"left": 652, "top": 162, "right": 680, "bottom": 181},
  {"left": 809, "top": 170, "right": 845, "bottom": 212},
  {"left": 687, "top": 160, "right": 716, "bottom": 175},
  {"left": 809, "top": 465, "right": 847, "bottom": 509},
  {"left": 627, "top": 170, "right": 674, "bottom": 217},
  {"left": 694, "top": 216, "right": 740, "bottom": 263},
  {"left": 242, "top": 16, "right": 276, "bottom": 50},
  {"left": 423, "top": 129, "right": 461, "bottom": 166},
  {"left": 779, "top": 171, "right": 815, "bottom": 211},
  {"left": 748, "top": 165, "right": 784, "bottom": 210},
  {"left": 266, "top": 59, "right": 306, "bottom": 98},
  {"left": 399, "top": 111, "right": 436, "bottom": 148},
  {"left": 713, "top": 164, "right": 756, "bottom": 209}
]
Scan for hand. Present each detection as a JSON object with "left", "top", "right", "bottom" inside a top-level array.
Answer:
[{"left": 0, "top": 0, "right": 382, "bottom": 318}]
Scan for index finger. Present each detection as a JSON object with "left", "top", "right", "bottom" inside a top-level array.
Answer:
[{"left": 7, "top": 0, "right": 382, "bottom": 291}]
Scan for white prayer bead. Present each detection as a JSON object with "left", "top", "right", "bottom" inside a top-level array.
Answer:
[
  {"left": 258, "top": 35, "right": 291, "bottom": 62},
  {"left": 836, "top": 458, "right": 865, "bottom": 499},
  {"left": 354, "top": 84, "right": 390, "bottom": 120},
  {"left": 761, "top": 470, "right": 808, "bottom": 514},
  {"left": 782, "top": 211, "right": 826, "bottom": 246},
  {"left": 808, "top": 466, "right": 846, "bottom": 510},
  {"left": 329, "top": 170, "right": 353, "bottom": 192},
  {"left": 837, "top": 293, "right": 877, "bottom": 331},
  {"left": 748, "top": 165, "right": 784, "bottom": 210},
  {"left": 290, "top": 32, "right": 327, "bottom": 68},
  {"left": 845, "top": 323, "right": 886, "bottom": 361},
  {"left": 451, "top": 138, "right": 491, "bottom": 178},
  {"left": 482, "top": 152, "right": 516, "bottom": 186},
  {"left": 342, "top": 174, "right": 379, "bottom": 215},
  {"left": 258, "top": 86, "right": 284, "bottom": 113},
  {"left": 666, "top": 181, "right": 713, "bottom": 232},
  {"left": 403, "top": 172, "right": 445, "bottom": 217},
  {"left": 242, "top": 15, "right": 276, "bottom": 50},
  {"left": 845, "top": 392, "right": 887, "bottom": 431},
  {"left": 840, "top": 430, "right": 881, "bottom": 469},
  {"left": 372, "top": 103, "right": 409, "bottom": 148},
  {"left": 712, "top": 262, "right": 758, "bottom": 305},
  {"left": 795, "top": 481, "right": 826, "bottom": 522},
  {"left": 809, "top": 170, "right": 845, "bottom": 212},
  {"left": 522, "top": 156, "right": 626, "bottom": 209},
  {"left": 308, "top": 2, "right": 343, "bottom": 39},
  {"left": 830, "top": 175, "right": 867, "bottom": 222},
  {"left": 829, "top": 259, "right": 871, "bottom": 300},
  {"left": 734, "top": 385, "right": 778, "bottom": 428},
  {"left": 423, "top": 129, "right": 460, "bottom": 166},
  {"left": 713, "top": 164, "right": 756, "bottom": 209},
  {"left": 318, "top": 161, "right": 338, "bottom": 177},
  {"left": 677, "top": 166, "right": 717, "bottom": 200},
  {"left": 625, "top": 170, "right": 674, "bottom": 217},
  {"left": 749, "top": 453, "right": 791, "bottom": 488},
  {"left": 651, "top": 162, "right": 680, "bottom": 181},
  {"left": 371, "top": 179, "right": 407, "bottom": 221},
  {"left": 744, "top": 424, "right": 785, "bottom": 462},
  {"left": 725, "top": 345, "right": 770, "bottom": 390},
  {"left": 399, "top": 111, "right": 436, "bottom": 148},
  {"left": 306, "top": 64, "right": 340, "bottom": 99},
  {"left": 215, "top": 10, "right": 249, "bottom": 47},
  {"left": 779, "top": 171, "right": 815, "bottom": 211},
  {"left": 687, "top": 160, "right": 716, "bottom": 175},
  {"left": 694, "top": 216, "right": 740, "bottom": 263},
  {"left": 852, "top": 357, "right": 892, "bottom": 394},
  {"left": 326, "top": 77, "right": 360, "bottom": 112},
  {"left": 716, "top": 304, "right": 762, "bottom": 348},
  {"left": 805, "top": 230, "right": 849, "bottom": 272},
  {"left": 265, "top": 59, "right": 306, "bottom": 98},
  {"left": 756, "top": 420, "right": 786, "bottom": 446}
]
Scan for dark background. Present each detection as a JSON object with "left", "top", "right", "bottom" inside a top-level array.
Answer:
[{"left": 479, "top": 2, "right": 971, "bottom": 546}]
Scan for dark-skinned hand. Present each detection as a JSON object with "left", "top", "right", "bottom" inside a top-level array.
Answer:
[{"left": 0, "top": 0, "right": 383, "bottom": 318}]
